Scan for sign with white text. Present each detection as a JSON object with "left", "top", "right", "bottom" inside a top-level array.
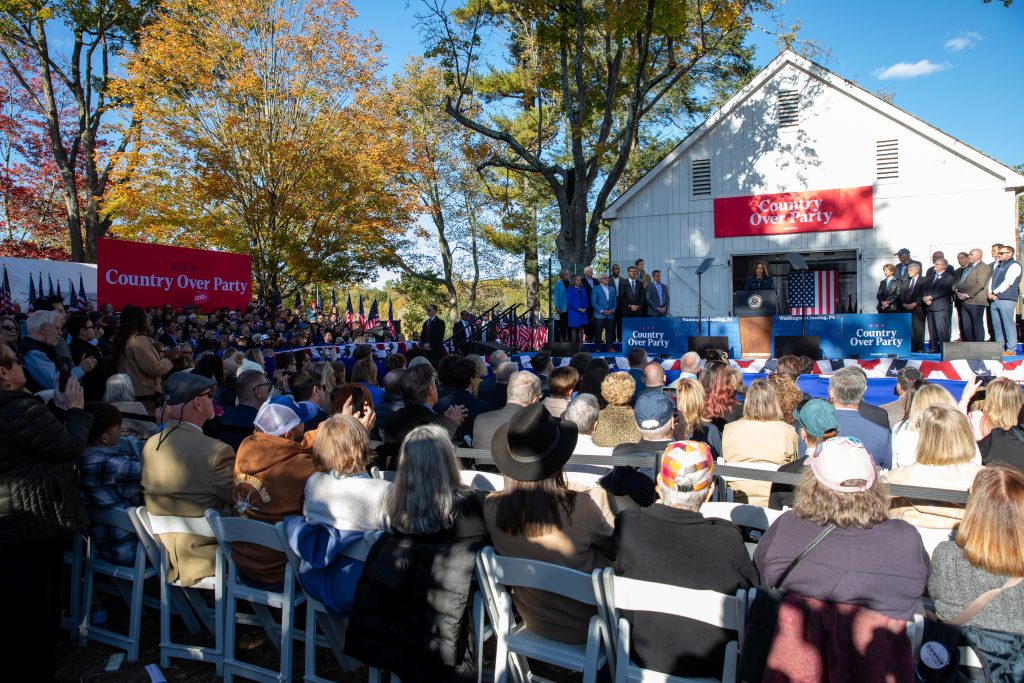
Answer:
[{"left": 714, "top": 186, "right": 873, "bottom": 238}]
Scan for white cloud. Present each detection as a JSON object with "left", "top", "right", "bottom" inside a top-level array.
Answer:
[
  {"left": 945, "top": 31, "right": 983, "bottom": 52},
  {"left": 875, "top": 60, "right": 951, "bottom": 80}
]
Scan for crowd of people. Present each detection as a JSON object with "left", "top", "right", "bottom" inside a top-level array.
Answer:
[
  {"left": 876, "top": 244, "right": 1022, "bottom": 355},
  {"left": 2, "top": 294, "right": 1024, "bottom": 681}
]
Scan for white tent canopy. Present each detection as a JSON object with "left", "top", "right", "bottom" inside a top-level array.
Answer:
[{"left": 0, "top": 256, "right": 98, "bottom": 311}]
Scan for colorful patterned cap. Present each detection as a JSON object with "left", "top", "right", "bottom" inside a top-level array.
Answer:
[{"left": 657, "top": 441, "right": 715, "bottom": 502}]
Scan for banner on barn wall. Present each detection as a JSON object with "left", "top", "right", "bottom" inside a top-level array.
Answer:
[
  {"left": 0, "top": 256, "right": 97, "bottom": 311},
  {"left": 97, "top": 239, "right": 253, "bottom": 313},
  {"left": 713, "top": 186, "right": 874, "bottom": 238}
]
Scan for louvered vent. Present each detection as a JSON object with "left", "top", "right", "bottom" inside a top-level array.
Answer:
[
  {"left": 692, "top": 158, "right": 711, "bottom": 196},
  {"left": 876, "top": 139, "right": 899, "bottom": 180},
  {"left": 777, "top": 89, "right": 799, "bottom": 128}
]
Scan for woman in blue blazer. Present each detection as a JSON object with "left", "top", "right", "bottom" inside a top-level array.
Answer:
[{"left": 565, "top": 275, "right": 589, "bottom": 343}]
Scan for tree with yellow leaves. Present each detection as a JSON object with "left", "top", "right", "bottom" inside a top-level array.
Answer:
[{"left": 107, "top": 0, "right": 416, "bottom": 301}]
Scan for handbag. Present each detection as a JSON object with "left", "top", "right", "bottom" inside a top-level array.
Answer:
[{"left": 737, "top": 523, "right": 835, "bottom": 683}]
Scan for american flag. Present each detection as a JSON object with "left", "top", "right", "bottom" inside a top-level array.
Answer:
[
  {"left": 366, "top": 298, "right": 380, "bottom": 329},
  {"left": 27, "top": 275, "right": 36, "bottom": 311},
  {"left": 67, "top": 278, "right": 79, "bottom": 310},
  {"left": 358, "top": 295, "right": 365, "bottom": 331},
  {"left": 345, "top": 293, "right": 354, "bottom": 326},
  {"left": 78, "top": 274, "right": 87, "bottom": 306},
  {"left": 788, "top": 270, "right": 839, "bottom": 315},
  {"left": 315, "top": 285, "right": 322, "bottom": 312},
  {"left": 386, "top": 298, "right": 395, "bottom": 337},
  {"left": 0, "top": 267, "right": 13, "bottom": 314}
]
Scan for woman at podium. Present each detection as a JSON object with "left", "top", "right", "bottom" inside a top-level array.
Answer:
[{"left": 744, "top": 262, "right": 774, "bottom": 290}]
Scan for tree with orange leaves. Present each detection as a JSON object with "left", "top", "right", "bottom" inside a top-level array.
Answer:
[{"left": 106, "top": 0, "right": 417, "bottom": 302}]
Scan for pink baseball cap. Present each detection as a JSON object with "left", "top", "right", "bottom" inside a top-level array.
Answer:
[{"left": 809, "top": 436, "right": 877, "bottom": 493}]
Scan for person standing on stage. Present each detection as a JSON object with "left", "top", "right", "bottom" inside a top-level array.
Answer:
[
  {"left": 591, "top": 273, "right": 617, "bottom": 351},
  {"left": 988, "top": 245, "right": 1021, "bottom": 357},
  {"left": 900, "top": 263, "right": 926, "bottom": 353},
  {"left": 951, "top": 252, "right": 970, "bottom": 339},
  {"left": 893, "top": 248, "right": 922, "bottom": 281},
  {"left": 923, "top": 258, "right": 955, "bottom": 352},
  {"left": 876, "top": 264, "right": 902, "bottom": 313},
  {"left": 566, "top": 275, "right": 589, "bottom": 344},
  {"left": 553, "top": 269, "right": 570, "bottom": 342},
  {"left": 954, "top": 248, "right": 991, "bottom": 342},
  {"left": 582, "top": 266, "right": 597, "bottom": 342},
  {"left": 924, "top": 250, "right": 945, "bottom": 278},
  {"left": 620, "top": 265, "right": 645, "bottom": 319},
  {"left": 744, "top": 262, "right": 775, "bottom": 291},
  {"left": 645, "top": 269, "right": 670, "bottom": 316},
  {"left": 610, "top": 263, "right": 625, "bottom": 342},
  {"left": 419, "top": 305, "right": 446, "bottom": 366}
]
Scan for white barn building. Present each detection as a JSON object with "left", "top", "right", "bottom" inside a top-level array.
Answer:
[{"left": 604, "top": 50, "right": 1024, "bottom": 317}]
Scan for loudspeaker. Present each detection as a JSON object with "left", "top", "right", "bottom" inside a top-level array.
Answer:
[
  {"left": 942, "top": 341, "right": 1003, "bottom": 362},
  {"left": 775, "top": 335, "right": 822, "bottom": 360},
  {"left": 472, "top": 341, "right": 513, "bottom": 356},
  {"left": 546, "top": 341, "right": 582, "bottom": 357},
  {"left": 688, "top": 336, "right": 729, "bottom": 358}
]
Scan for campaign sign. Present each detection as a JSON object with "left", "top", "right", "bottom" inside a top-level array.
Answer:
[
  {"left": 841, "top": 314, "right": 910, "bottom": 358},
  {"left": 714, "top": 186, "right": 873, "bottom": 238},
  {"left": 97, "top": 238, "right": 253, "bottom": 313},
  {"left": 679, "top": 317, "right": 741, "bottom": 358},
  {"left": 622, "top": 317, "right": 678, "bottom": 355}
]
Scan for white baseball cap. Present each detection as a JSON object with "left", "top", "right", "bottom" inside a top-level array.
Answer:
[
  {"left": 253, "top": 401, "right": 301, "bottom": 437},
  {"left": 809, "top": 436, "right": 877, "bottom": 493}
]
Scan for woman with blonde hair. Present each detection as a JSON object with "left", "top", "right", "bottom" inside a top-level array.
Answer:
[
  {"left": 671, "top": 378, "right": 722, "bottom": 458},
  {"left": 303, "top": 415, "right": 391, "bottom": 531},
  {"left": 591, "top": 371, "right": 641, "bottom": 447},
  {"left": 929, "top": 464, "right": 1024, "bottom": 632},
  {"left": 886, "top": 404, "right": 984, "bottom": 531},
  {"left": 722, "top": 378, "right": 799, "bottom": 505},
  {"left": 960, "top": 376, "right": 1023, "bottom": 440},
  {"left": 764, "top": 372, "right": 803, "bottom": 426},
  {"left": 891, "top": 383, "right": 960, "bottom": 468}
]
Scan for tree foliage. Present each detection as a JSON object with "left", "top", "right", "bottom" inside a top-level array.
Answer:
[{"left": 107, "top": 0, "right": 417, "bottom": 301}]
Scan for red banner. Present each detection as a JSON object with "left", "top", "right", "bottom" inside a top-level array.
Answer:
[
  {"left": 97, "top": 239, "right": 252, "bottom": 313},
  {"left": 714, "top": 186, "right": 873, "bottom": 238}
]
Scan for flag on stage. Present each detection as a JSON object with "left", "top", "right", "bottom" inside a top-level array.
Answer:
[
  {"left": 345, "top": 293, "right": 354, "bottom": 326},
  {"left": 0, "top": 267, "right": 13, "bottom": 314},
  {"left": 78, "top": 274, "right": 87, "bottom": 306},
  {"left": 56, "top": 280, "right": 62, "bottom": 300},
  {"left": 788, "top": 270, "right": 838, "bottom": 315},
  {"left": 67, "top": 278, "right": 78, "bottom": 310},
  {"left": 315, "top": 285, "right": 322, "bottom": 312},
  {"left": 37, "top": 272, "right": 44, "bottom": 301},
  {"left": 47, "top": 274, "right": 54, "bottom": 297},
  {"left": 386, "top": 298, "right": 395, "bottom": 337},
  {"left": 358, "top": 295, "right": 366, "bottom": 331},
  {"left": 330, "top": 288, "right": 337, "bottom": 309},
  {"left": 367, "top": 298, "right": 380, "bottom": 329},
  {"left": 27, "top": 275, "right": 36, "bottom": 311}
]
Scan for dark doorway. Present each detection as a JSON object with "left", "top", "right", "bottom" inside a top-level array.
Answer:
[{"left": 732, "top": 250, "right": 859, "bottom": 314}]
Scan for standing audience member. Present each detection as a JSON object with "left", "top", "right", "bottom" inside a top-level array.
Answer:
[
  {"left": 113, "top": 305, "right": 173, "bottom": 413},
  {"left": 542, "top": 366, "right": 579, "bottom": 418},
  {"left": 722, "top": 379, "right": 798, "bottom": 505},
  {"left": 614, "top": 441, "right": 758, "bottom": 678},
  {"left": 0, "top": 343, "right": 92, "bottom": 681},
  {"left": 591, "top": 372, "right": 642, "bottom": 448},
  {"left": 18, "top": 309, "right": 97, "bottom": 393},
  {"left": 473, "top": 371, "right": 542, "bottom": 451},
  {"left": 829, "top": 366, "right": 893, "bottom": 469},
  {"left": 68, "top": 313, "right": 107, "bottom": 402}
]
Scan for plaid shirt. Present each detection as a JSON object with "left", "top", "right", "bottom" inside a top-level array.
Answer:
[{"left": 78, "top": 439, "right": 145, "bottom": 566}]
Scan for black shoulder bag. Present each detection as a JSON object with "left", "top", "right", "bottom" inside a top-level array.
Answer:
[{"left": 738, "top": 523, "right": 836, "bottom": 682}]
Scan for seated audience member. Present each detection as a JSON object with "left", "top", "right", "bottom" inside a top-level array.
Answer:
[
  {"left": 79, "top": 402, "right": 143, "bottom": 566},
  {"left": 289, "top": 368, "right": 330, "bottom": 430},
  {"left": 141, "top": 372, "right": 234, "bottom": 587},
  {"left": 567, "top": 350, "right": 592, "bottom": 378},
  {"left": 464, "top": 354, "right": 487, "bottom": 395},
  {"left": 880, "top": 367, "right": 924, "bottom": 429},
  {"left": 829, "top": 366, "right": 893, "bottom": 469},
  {"left": 841, "top": 365, "right": 890, "bottom": 429},
  {"left": 19, "top": 309, "right": 95, "bottom": 393},
  {"left": 722, "top": 379, "right": 798, "bottom": 506},
  {"left": 473, "top": 371, "right": 541, "bottom": 451},
  {"left": 103, "top": 373, "right": 158, "bottom": 439},
  {"left": 591, "top": 372, "right": 642, "bottom": 448},
  {"left": 435, "top": 358, "right": 489, "bottom": 445},
  {"left": 754, "top": 437, "right": 929, "bottom": 621},
  {"left": 614, "top": 441, "right": 758, "bottom": 678},
  {"left": 232, "top": 398, "right": 317, "bottom": 586},
  {"left": 961, "top": 376, "right": 1023, "bottom": 442},
  {"left": 304, "top": 415, "right": 391, "bottom": 531},
  {"left": 479, "top": 360, "right": 516, "bottom": 411},
  {"left": 384, "top": 353, "right": 407, "bottom": 372},
  {"left": 625, "top": 347, "right": 647, "bottom": 389},
  {"left": 434, "top": 355, "right": 457, "bottom": 401},
  {"left": 701, "top": 362, "right": 742, "bottom": 432},
  {"left": 890, "top": 383, "right": 959, "bottom": 469},
  {"left": 636, "top": 360, "right": 667, "bottom": 403},
  {"left": 372, "top": 368, "right": 405, "bottom": 432},
  {"left": 346, "top": 424, "right": 491, "bottom": 681},
  {"left": 671, "top": 378, "right": 722, "bottom": 458},
  {"left": 677, "top": 351, "right": 701, "bottom": 380},
  {"left": 476, "top": 351, "right": 509, "bottom": 401},
  {"left": 530, "top": 352, "right": 553, "bottom": 396},
  {"left": 542, "top": 366, "right": 579, "bottom": 418},
  {"left": 929, "top": 464, "right": 1024, "bottom": 632},
  {"left": 608, "top": 392, "right": 680, "bottom": 506},
  {"left": 219, "top": 369, "right": 271, "bottom": 451},
  {"left": 764, "top": 372, "right": 803, "bottom": 429},
  {"left": 577, "top": 358, "right": 611, "bottom": 409},
  {"left": 886, "top": 405, "right": 983, "bottom": 532},
  {"left": 382, "top": 364, "right": 464, "bottom": 465},
  {"left": 769, "top": 399, "right": 840, "bottom": 510},
  {"left": 564, "top": 394, "right": 614, "bottom": 475},
  {"left": 484, "top": 403, "right": 615, "bottom": 644},
  {"left": 270, "top": 351, "right": 297, "bottom": 396},
  {"left": 979, "top": 413, "right": 1024, "bottom": 472}
]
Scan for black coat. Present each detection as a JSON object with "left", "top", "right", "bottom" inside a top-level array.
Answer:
[
  {"left": 344, "top": 491, "right": 490, "bottom": 682},
  {"left": 876, "top": 277, "right": 902, "bottom": 312},
  {"left": 619, "top": 278, "right": 645, "bottom": 315},
  {"left": 979, "top": 427, "right": 1024, "bottom": 471},
  {"left": 420, "top": 317, "right": 446, "bottom": 351},
  {"left": 923, "top": 271, "right": 955, "bottom": 313},
  {"left": 379, "top": 403, "right": 458, "bottom": 469},
  {"left": 899, "top": 276, "right": 925, "bottom": 312}
]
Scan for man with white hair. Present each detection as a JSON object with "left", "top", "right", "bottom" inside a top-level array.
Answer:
[
  {"left": 829, "top": 366, "right": 892, "bottom": 469},
  {"left": 473, "top": 371, "right": 541, "bottom": 451},
  {"left": 679, "top": 351, "right": 701, "bottom": 379},
  {"left": 18, "top": 309, "right": 97, "bottom": 393},
  {"left": 591, "top": 272, "right": 617, "bottom": 351},
  {"left": 564, "top": 393, "right": 613, "bottom": 458}
]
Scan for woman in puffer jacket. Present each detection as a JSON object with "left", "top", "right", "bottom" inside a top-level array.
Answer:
[{"left": 0, "top": 341, "right": 92, "bottom": 680}]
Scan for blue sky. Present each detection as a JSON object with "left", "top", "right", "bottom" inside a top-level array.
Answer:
[{"left": 350, "top": 0, "right": 1023, "bottom": 168}]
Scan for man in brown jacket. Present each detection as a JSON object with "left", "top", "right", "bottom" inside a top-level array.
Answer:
[
  {"left": 141, "top": 372, "right": 234, "bottom": 587},
  {"left": 232, "top": 396, "right": 317, "bottom": 586},
  {"left": 954, "top": 248, "right": 992, "bottom": 342}
]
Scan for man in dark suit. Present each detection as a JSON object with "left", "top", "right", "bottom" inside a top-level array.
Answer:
[
  {"left": 899, "top": 263, "right": 926, "bottom": 352},
  {"left": 620, "top": 265, "right": 645, "bottom": 318},
  {"left": 609, "top": 263, "right": 625, "bottom": 342},
  {"left": 582, "top": 266, "right": 597, "bottom": 342},
  {"left": 644, "top": 269, "right": 669, "bottom": 316},
  {"left": 451, "top": 310, "right": 475, "bottom": 355},
  {"left": 419, "top": 304, "right": 446, "bottom": 366},
  {"left": 893, "top": 248, "right": 922, "bottom": 281},
  {"left": 923, "top": 258, "right": 955, "bottom": 352},
  {"left": 380, "top": 363, "right": 466, "bottom": 469},
  {"left": 951, "top": 251, "right": 970, "bottom": 339}
]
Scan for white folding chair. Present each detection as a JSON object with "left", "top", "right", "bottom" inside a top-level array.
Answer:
[
  {"left": 698, "top": 502, "right": 784, "bottom": 532},
  {"left": 460, "top": 469, "right": 505, "bottom": 492},
  {"left": 600, "top": 568, "right": 746, "bottom": 683},
  {"left": 207, "top": 509, "right": 306, "bottom": 683},
  {"left": 565, "top": 470, "right": 607, "bottom": 488},
  {"left": 78, "top": 508, "right": 158, "bottom": 661},
  {"left": 131, "top": 506, "right": 224, "bottom": 673},
  {"left": 61, "top": 532, "right": 85, "bottom": 639},
  {"left": 479, "top": 546, "right": 608, "bottom": 683}
]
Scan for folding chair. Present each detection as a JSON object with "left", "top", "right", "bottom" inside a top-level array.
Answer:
[
  {"left": 564, "top": 470, "right": 606, "bottom": 488},
  {"left": 78, "top": 508, "right": 158, "bottom": 661},
  {"left": 131, "top": 506, "right": 224, "bottom": 674},
  {"left": 698, "top": 502, "right": 784, "bottom": 532},
  {"left": 61, "top": 532, "right": 85, "bottom": 639},
  {"left": 207, "top": 509, "right": 305, "bottom": 683},
  {"left": 600, "top": 568, "right": 746, "bottom": 683},
  {"left": 460, "top": 469, "right": 505, "bottom": 492},
  {"left": 478, "top": 546, "right": 609, "bottom": 683}
]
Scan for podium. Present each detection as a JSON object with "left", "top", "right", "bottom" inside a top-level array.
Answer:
[{"left": 734, "top": 290, "right": 777, "bottom": 357}]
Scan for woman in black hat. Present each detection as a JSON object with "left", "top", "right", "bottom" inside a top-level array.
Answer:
[{"left": 483, "top": 403, "right": 616, "bottom": 645}]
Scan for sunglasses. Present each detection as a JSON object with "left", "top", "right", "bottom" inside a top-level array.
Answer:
[
  {"left": 197, "top": 389, "right": 216, "bottom": 400},
  {"left": 0, "top": 325, "right": 15, "bottom": 332}
]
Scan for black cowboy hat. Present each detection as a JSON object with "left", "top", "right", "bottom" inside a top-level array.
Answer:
[{"left": 490, "top": 403, "right": 579, "bottom": 482}]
